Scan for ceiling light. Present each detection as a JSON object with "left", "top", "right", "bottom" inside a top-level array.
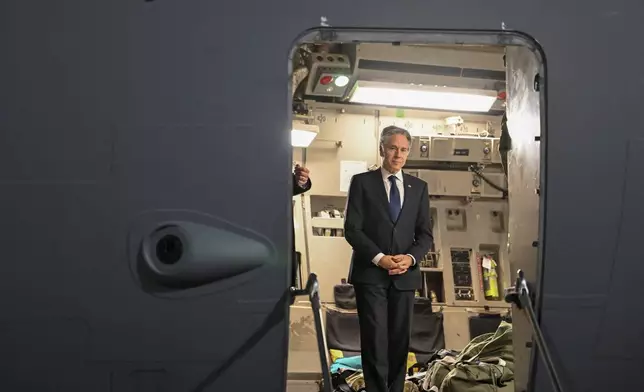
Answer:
[
  {"left": 291, "top": 122, "right": 319, "bottom": 148},
  {"left": 349, "top": 81, "right": 498, "bottom": 112}
]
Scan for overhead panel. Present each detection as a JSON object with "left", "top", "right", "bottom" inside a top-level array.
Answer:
[
  {"left": 430, "top": 136, "right": 499, "bottom": 164},
  {"left": 408, "top": 135, "right": 501, "bottom": 164},
  {"left": 358, "top": 69, "right": 502, "bottom": 92},
  {"left": 353, "top": 43, "right": 506, "bottom": 112},
  {"left": 356, "top": 43, "right": 505, "bottom": 71},
  {"left": 407, "top": 169, "right": 505, "bottom": 198},
  {"left": 305, "top": 53, "right": 353, "bottom": 98}
]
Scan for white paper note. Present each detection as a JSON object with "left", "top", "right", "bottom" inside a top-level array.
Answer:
[{"left": 340, "top": 160, "right": 368, "bottom": 192}]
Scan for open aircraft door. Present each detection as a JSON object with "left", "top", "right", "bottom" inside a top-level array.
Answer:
[{"left": 3, "top": 0, "right": 644, "bottom": 391}]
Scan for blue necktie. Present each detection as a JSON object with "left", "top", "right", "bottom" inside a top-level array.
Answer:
[{"left": 388, "top": 175, "right": 401, "bottom": 221}]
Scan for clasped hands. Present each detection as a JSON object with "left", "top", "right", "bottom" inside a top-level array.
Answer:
[{"left": 379, "top": 254, "right": 413, "bottom": 275}]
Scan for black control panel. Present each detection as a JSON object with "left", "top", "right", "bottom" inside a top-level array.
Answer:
[{"left": 451, "top": 248, "right": 475, "bottom": 300}]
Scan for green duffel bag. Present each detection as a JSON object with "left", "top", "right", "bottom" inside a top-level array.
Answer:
[
  {"left": 424, "top": 356, "right": 456, "bottom": 390},
  {"left": 438, "top": 361, "right": 512, "bottom": 392},
  {"left": 423, "top": 321, "right": 514, "bottom": 392}
]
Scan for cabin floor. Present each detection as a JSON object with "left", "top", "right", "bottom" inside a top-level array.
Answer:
[
  {"left": 286, "top": 377, "right": 516, "bottom": 392},
  {"left": 288, "top": 303, "right": 515, "bottom": 392}
]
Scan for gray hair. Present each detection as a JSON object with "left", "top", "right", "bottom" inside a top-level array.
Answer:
[{"left": 380, "top": 125, "right": 412, "bottom": 148}]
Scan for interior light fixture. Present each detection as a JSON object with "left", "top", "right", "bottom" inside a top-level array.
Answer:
[
  {"left": 349, "top": 81, "right": 498, "bottom": 112},
  {"left": 334, "top": 75, "right": 350, "bottom": 87},
  {"left": 291, "top": 122, "right": 319, "bottom": 148}
]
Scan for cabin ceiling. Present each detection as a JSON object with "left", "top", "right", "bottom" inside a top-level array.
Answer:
[
  {"left": 403, "top": 43, "right": 506, "bottom": 53},
  {"left": 354, "top": 43, "right": 506, "bottom": 109},
  {"left": 296, "top": 42, "right": 507, "bottom": 115}
]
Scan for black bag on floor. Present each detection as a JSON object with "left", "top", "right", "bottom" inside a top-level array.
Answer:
[
  {"left": 333, "top": 279, "right": 357, "bottom": 310},
  {"left": 327, "top": 370, "right": 356, "bottom": 392}
]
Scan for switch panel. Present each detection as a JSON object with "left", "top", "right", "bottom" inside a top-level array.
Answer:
[
  {"left": 409, "top": 136, "right": 431, "bottom": 160},
  {"left": 415, "top": 170, "right": 505, "bottom": 199},
  {"left": 408, "top": 136, "right": 501, "bottom": 163},
  {"left": 451, "top": 248, "right": 475, "bottom": 301},
  {"left": 304, "top": 52, "right": 352, "bottom": 98}
]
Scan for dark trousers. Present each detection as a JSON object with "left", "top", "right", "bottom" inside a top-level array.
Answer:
[{"left": 354, "top": 283, "right": 415, "bottom": 392}]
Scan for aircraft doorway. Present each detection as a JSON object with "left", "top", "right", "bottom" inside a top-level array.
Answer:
[{"left": 287, "top": 30, "right": 545, "bottom": 392}]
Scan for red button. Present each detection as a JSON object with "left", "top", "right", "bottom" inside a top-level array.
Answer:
[{"left": 319, "top": 75, "right": 333, "bottom": 85}]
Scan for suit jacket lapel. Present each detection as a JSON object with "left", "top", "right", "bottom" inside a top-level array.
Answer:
[
  {"left": 397, "top": 173, "right": 412, "bottom": 223},
  {"left": 369, "top": 170, "right": 391, "bottom": 221}
]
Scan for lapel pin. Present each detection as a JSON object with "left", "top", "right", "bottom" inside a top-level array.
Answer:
[{"left": 408, "top": 185, "right": 411, "bottom": 188}]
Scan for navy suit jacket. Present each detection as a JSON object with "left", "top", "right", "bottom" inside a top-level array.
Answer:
[{"left": 344, "top": 170, "right": 433, "bottom": 291}]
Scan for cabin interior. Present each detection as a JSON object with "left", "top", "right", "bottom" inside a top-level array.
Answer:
[{"left": 287, "top": 41, "right": 542, "bottom": 392}]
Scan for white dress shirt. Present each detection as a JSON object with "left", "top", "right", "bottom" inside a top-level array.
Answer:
[{"left": 372, "top": 167, "right": 417, "bottom": 267}]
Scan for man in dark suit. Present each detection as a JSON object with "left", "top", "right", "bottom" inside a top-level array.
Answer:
[
  {"left": 292, "top": 164, "right": 311, "bottom": 288},
  {"left": 344, "top": 126, "right": 433, "bottom": 392}
]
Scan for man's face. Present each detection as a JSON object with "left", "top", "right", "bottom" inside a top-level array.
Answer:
[{"left": 381, "top": 134, "right": 410, "bottom": 173}]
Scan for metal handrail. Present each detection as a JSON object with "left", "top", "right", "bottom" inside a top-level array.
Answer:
[
  {"left": 505, "top": 269, "right": 565, "bottom": 392},
  {"left": 290, "top": 273, "right": 333, "bottom": 392}
]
